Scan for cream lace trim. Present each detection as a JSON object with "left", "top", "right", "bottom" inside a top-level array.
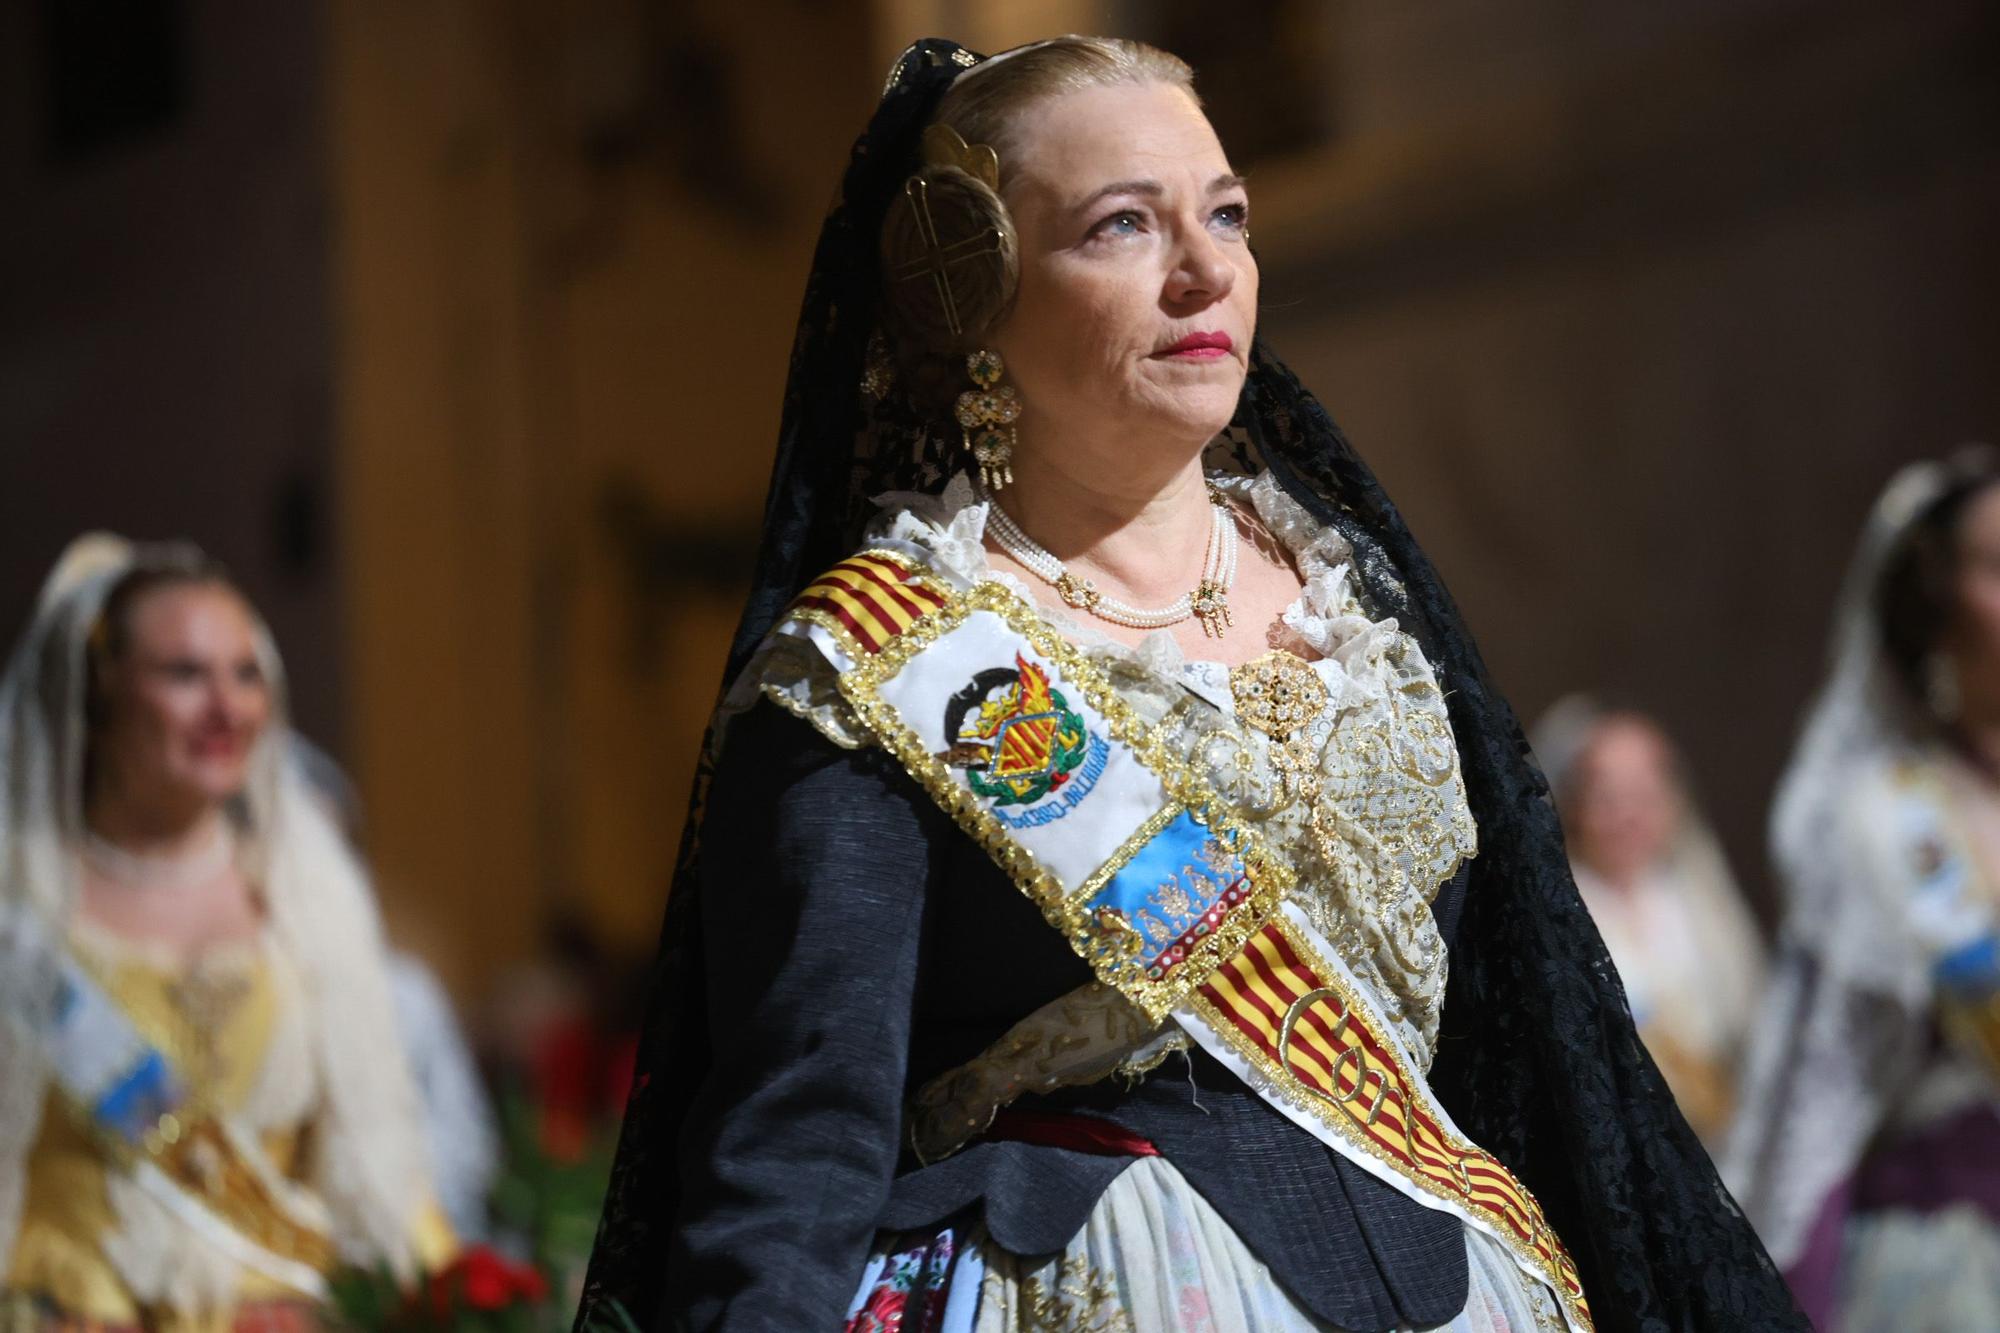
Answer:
[
  {"left": 908, "top": 982, "right": 1187, "bottom": 1163},
  {"left": 747, "top": 470, "right": 1475, "bottom": 1132}
]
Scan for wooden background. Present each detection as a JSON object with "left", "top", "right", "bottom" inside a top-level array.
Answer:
[{"left": 2, "top": 0, "right": 1994, "bottom": 1001}]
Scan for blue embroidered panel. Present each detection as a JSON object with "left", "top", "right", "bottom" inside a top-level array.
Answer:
[
  {"left": 1936, "top": 934, "right": 2000, "bottom": 997},
  {"left": 94, "top": 1048, "right": 180, "bottom": 1144},
  {"left": 1083, "top": 810, "right": 1247, "bottom": 967}
]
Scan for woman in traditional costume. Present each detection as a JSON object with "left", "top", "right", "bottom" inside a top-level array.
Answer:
[
  {"left": 1727, "top": 451, "right": 2000, "bottom": 1330},
  {"left": 0, "top": 537, "right": 452, "bottom": 1331},
  {"left": 1532, "top": 700, "right": 1766, "bottom": 1149},
  {"left": 578, "top": 37, "right": 1804, "bottom": 1332}
]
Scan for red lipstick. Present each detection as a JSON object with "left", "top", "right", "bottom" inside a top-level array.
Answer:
[
  {"left": 189, "top": 727, "right": 245, "bottom": 761},
  {"left": 1155, "top": 330, "right": 1234, "bottom": 359}
]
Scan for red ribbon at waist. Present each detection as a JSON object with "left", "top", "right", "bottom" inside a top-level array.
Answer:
[{"left": 982, "top": 1109, "right": 1160, "bottom": 1158}]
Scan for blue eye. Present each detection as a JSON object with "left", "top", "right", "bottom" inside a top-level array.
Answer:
[
  {"left": 1212, "top": 202, "right": 1249, "bottom": 232},
  {"left": 1091, "top": 210, "right": 1144, "bottom": 239}
]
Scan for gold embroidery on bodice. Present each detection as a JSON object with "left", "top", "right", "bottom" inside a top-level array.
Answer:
[
  {"left": 5, "top": 926, "right": 316, "bottom": 1329},
  {"left": 1166, "top": 641, "right": 1476, "bottom": 1062}
]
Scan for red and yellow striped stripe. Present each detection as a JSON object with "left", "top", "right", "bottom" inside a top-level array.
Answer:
[
  {"left": 1196, "top": 920, "right": 1590, "bottom": 1322},
  {"left": 789, "top": 551, "right": 948, "bottom": 654},
  {"left": 996, "top": 715, "right": 1057, "bottom": 776}
]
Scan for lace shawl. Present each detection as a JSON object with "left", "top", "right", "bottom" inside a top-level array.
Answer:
[{"left": 738, "top": 470, "right": 1474, "bottom": 1073}]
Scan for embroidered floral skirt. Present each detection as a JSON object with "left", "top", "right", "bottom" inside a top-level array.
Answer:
[{"left": 844, "top": 1156, "right": 1558, "bottom": 1332}]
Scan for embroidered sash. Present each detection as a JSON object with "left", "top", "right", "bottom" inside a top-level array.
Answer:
[
  {"left": 774, "top": 549, "right": 1593, "bottom": 1332},
  {"left": 0, "top": 904, "right": 336, "bottom": 1295},
  {"left": 1890, "top": 762, "right": 2000, "bottom": 1076}
]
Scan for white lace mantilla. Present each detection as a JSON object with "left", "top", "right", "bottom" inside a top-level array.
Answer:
[{"left": 740, "top": 471, "right": 1477, "bottom": 1134}]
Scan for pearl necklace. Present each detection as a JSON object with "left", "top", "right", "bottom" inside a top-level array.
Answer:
[
  {"left": 982, "top": 483, "right": 1238, "bottom": 638},
  {"left": 81, "top": 821, "right": 236, "bottom": 890}
]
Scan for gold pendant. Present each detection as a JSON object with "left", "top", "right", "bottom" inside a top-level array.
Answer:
[
  {"left": 1191, "top": 580, "right": 1233, "bottom": 638},
  {"left": 1230, "top": 649, "right": 1330, "bottom": 738},
  {"left": 1055, "top": 571, "right": 1101, "bottom": 611},
  {"left": 1230, "top": 648, "right": 1330, "bottom": 809}
]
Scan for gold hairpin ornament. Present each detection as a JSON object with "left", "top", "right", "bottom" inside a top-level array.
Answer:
[
  {"left": 888, "top": 124, "right": 1004, "bottom": 338},
  {"left": 920, "top": 124, "right": 999, "bottom": 190}
]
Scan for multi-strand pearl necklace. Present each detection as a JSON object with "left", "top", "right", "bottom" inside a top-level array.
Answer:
[
  {"left": 81, "top": 820, "right": 237, "bottom": 890},
  {"left": 982, "top": 483, "right": 1238, "bottom": 638}
]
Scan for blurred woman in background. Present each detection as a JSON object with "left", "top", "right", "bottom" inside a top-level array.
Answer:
[
  {"left": 1534, "top": 699, "right": 1765, "bottom": 1150},
  {"left": 0, "top": 536, "right": 451, "bottom": 1332},
  {"left": 1729, "top": 450, "right": 2000, "bottom": 1330}
]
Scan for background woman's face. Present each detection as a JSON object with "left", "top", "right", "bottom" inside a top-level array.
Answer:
[
  {"left": 1950, "top": 483, "right": 2000, "bottom": 686},
  {"left": 93, "top": 582, "right": 271, "bottom": 814},
  {"left": 990, "top": 80, "right": 1257, "bottom": 455},
  {"left": 1566, "top": 717, "right": 1680, "bottom": 884}
]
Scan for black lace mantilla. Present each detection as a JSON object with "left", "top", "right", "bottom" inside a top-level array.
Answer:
[{"left": 576, "top": 37, "right": 1807, "bottom": 1333}]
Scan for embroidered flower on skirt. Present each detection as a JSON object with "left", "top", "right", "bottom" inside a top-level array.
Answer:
[{"left": 845, "top": 1226, "right": 980, "bottom": 1333}]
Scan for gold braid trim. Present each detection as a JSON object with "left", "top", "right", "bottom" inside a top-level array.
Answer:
[
  {"left": 805, "top": 565, "right": 1588, "bottom": 1330},
  {"left": 832, "top": 579, "right": 1292, "bottom": 1025}
]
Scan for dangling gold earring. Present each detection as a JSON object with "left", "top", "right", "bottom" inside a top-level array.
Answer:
[{"left": 956, "top": 349, "right": 1019, "bottom": 491}]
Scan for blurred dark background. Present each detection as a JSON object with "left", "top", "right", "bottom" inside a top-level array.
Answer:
[{"left": 2, "top": 0, "right": 1995, "bottom": 1001}]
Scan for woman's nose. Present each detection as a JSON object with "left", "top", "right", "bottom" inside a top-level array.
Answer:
[
  {"left": 208, "top": 674, "right": 252, "bottom": 722},
  {"left": 1165, "top": 222, "right": 1235, "bottom": 308}
]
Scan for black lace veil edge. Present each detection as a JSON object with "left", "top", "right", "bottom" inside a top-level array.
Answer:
[
  {"left": 576, "top": 37, "right": 1806, "bottom": 1333},
  {"left": 574, "top": 41, "right": 970, "bottom": 1333}
]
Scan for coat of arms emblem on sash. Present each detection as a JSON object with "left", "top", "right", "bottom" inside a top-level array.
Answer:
[{"left": 939, "top": 654, "right": 1105, "bottom": 816}]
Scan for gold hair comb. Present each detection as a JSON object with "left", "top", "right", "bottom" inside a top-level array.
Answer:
[{"left": 920, "top": 124, "right": 999, "bottom": 191}]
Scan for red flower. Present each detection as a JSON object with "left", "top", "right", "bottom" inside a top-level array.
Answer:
[
  {"left": 424, "top": 1246, "right": 550, "bottom": 1320},
  {"left": 603, "top": 1033, "right": 639, "bottom": 1115},
  {"left": 459, "top": 1252, "right": 511, "bottom": 1311},
  {"left": 846, "top": 1282, "right": 907, "bottom": 1333},
  {"left": 533, "top": 1023, "right": 600, "bottom": 1163}
]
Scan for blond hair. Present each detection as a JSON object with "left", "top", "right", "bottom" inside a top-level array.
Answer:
[{"left": 877, "top": 37, "right": 1196, "bottom": 416}]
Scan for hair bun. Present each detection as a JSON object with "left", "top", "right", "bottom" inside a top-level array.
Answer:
[{"left": 879, "top": 166, "right": 1016, "bottom": 352}]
